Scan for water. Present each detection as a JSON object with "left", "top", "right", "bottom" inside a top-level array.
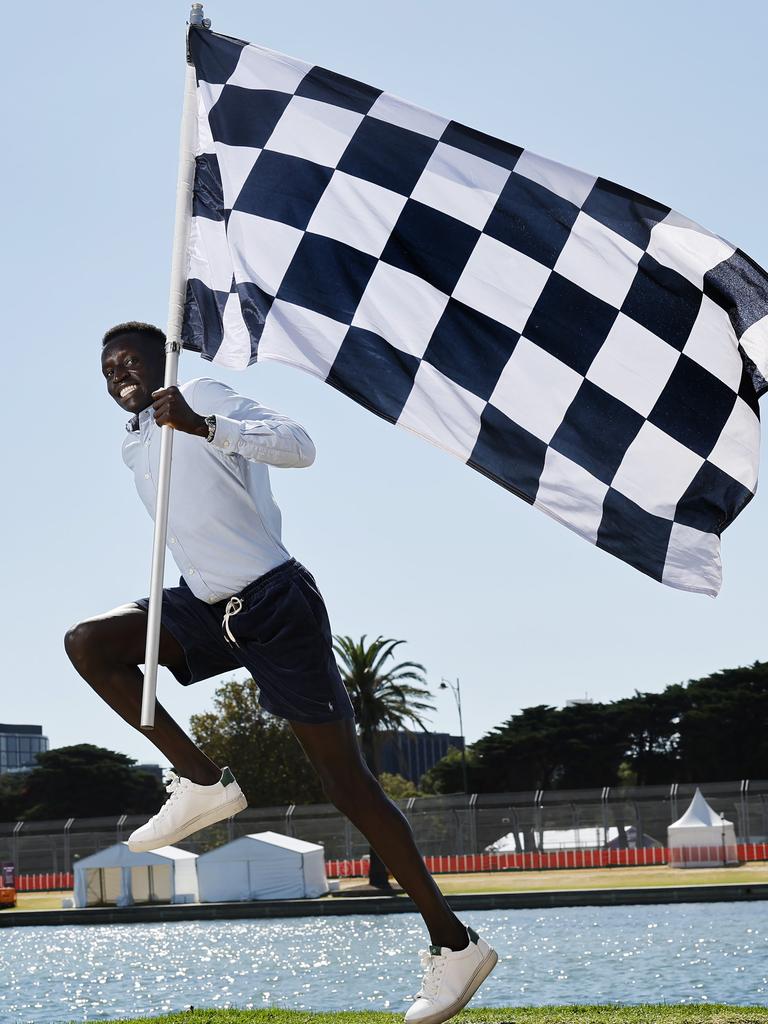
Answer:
[{"left": 0, "top": 903, "right": 766, "bottom": 1023}]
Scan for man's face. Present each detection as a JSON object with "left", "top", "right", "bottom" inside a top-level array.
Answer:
[{"left": 101, "top": 334, "right": 165, "bottom": 414}]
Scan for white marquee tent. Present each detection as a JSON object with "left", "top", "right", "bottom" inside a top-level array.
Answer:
[
  {"left": 487, "top": 826, "right": 660, "bottom": 852},
  {"left": 667, "top": 788, "right": 738, "bottom": 867},
  {"left": 73, "top": 842, "right": 199, "bottom": 907},
  {"left": 197, "top": 831, "right": 328, "bottom": 902}
]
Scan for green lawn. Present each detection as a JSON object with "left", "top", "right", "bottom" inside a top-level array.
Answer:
[
  {"left": 101, "top": 1007, "right": 768, "bottom": 1024},
  {"left": 429, "top": 862, "right": 768, "bottom": 895}
]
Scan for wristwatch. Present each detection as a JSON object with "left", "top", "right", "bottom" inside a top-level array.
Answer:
[{"left": 204, "top": 414, "right": 217, "bottom": 443}]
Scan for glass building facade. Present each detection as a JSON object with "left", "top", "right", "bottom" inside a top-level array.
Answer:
[
  {"left": 0, "top": 724, "right": 49, "bottom": 773},
  {"left": 376, "top": 730, "right": 465, "bottom": 784}
]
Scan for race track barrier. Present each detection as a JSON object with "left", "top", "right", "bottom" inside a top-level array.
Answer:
[
  {"left": 12, "top": 843, "right": 768, "bottom": 887},
  {"left": 15, "top": 872, "right": 74, "bottom": 892},
  {"left": 325, "top": 841, "right": 768, "bottom": 878}
]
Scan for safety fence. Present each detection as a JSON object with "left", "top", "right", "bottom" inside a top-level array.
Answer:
[
  {"left": 3, "top": 778, "right": 766, "bottom": 874},
  {"left": 326, "top": 841, "right": 768, "bottom": 877},
  {"left": 10, "top": 841, "right": 768, "bottom": 890},
  {"left": 668, "top": 842, "right": 768, "bottom": 866},
  {"left": 15, "top": 872, "right": 74, "bottom": 892}
]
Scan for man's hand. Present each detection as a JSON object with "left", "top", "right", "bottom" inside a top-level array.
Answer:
[{"left": 151, "top": 386, "right": 208, "bottom": 437}]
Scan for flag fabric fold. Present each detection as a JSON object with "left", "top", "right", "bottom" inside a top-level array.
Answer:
[{"left": 182, "top": 25, "right": 768, "bottom": 596}]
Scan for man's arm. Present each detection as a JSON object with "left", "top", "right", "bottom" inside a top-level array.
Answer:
[{"left": 151, "top": 378, "right": 316, "bottom": 469}]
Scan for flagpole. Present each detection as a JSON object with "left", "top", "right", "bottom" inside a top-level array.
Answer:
[{"left": 140, "top": 4, "right": 206, "bottom": 729}]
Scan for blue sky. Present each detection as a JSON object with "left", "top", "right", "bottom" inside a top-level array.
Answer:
[{"left": 4, "top": 0, "right": 767, "bottom": 768}]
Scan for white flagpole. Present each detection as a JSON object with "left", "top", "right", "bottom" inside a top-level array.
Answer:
[{"left": 141, "top": 4, "right": 207, "bottom": 729}]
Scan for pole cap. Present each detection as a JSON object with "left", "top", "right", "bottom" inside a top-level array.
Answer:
[{"left": 189, "top": 4, "right": 210, "bottom": 28}]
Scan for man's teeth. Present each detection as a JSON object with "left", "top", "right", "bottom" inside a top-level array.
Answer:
[{"left": 120, "top": 384, "right": 140, "bottom": 399}]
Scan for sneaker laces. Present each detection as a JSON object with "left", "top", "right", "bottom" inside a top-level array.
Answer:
[
  {"left": 415, "top": 948, "right": 446, "bottom": 1001},
  {"left": 164, "top": 771, "right": 183, "bottom": 799},
  {"left": 145, "top": 771, "right": 186, "bottom": 826}
]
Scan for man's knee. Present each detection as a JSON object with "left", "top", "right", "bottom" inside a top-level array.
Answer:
[{"left": 64, "top": 620, "right": 108, "bottom": 675}]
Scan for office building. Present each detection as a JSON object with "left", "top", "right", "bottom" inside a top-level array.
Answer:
[
  {"left": 376, "top": 729, "right": 465, "bottom": 785},
  {"left": 0, "top": 724, "right": 49, "bottom": 773}
]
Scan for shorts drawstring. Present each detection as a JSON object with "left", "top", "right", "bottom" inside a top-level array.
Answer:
[{"left": 222, "top": 596, "right": 243, "bottom": 646}]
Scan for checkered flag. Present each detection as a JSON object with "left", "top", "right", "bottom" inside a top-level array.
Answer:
[{"left": 181, "top": 25, "right": 768, "bottom": 596}]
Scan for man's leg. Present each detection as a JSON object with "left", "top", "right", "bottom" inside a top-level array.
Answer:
[
  {"left": 290, "top": 717, "right": 468, "bottom": 951},
  {"left": 64, "top": 605, "right": 220, "bottom": 785}
]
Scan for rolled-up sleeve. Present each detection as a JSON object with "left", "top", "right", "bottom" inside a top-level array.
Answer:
[{"left": 186, "top": 377, "right": 316, "bottom": 468}]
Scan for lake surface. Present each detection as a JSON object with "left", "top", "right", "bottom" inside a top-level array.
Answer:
[{"left": 1, "top": 902, "right": 766, "bottom": 1023}]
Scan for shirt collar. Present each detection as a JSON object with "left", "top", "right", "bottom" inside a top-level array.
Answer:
[{"left": 125, "top": 405, "right": 155, "bottom": 433}]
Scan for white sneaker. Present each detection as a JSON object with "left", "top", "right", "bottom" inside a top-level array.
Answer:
[
  {"left": 128, "top": 767, "right": 247, "bottom": 852},
  {"left": 404, "top": 925, "right": 497, "bottom": 1024}
]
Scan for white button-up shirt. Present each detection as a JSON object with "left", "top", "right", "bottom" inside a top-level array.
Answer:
[{"left": 122, "top": 377, "right": 316, "bottom": 602}]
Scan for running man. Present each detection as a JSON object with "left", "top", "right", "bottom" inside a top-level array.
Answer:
[{"left": 64, "top": 321, "right": 497, "bottom": 1023}]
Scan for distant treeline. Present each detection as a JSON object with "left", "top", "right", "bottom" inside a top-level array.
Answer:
[
  {"left": 2, "top": 661, "right": 766, "bottom": 820},
  {"left": 420, "top": 661, "right": 768, "bottom": 794}
]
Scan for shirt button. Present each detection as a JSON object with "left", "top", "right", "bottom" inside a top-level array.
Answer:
[
  {"left": 188, "top": 568, "right": 196, "bottom": 575},
  {"left": 170, "top": 537, "right": 176, "bottom": 544},
  {"left": 144, "top": 473, "right": 150, "bottom": 479},
  {"left": 223, "top": 440, "right": 230, "bottom": 447}
]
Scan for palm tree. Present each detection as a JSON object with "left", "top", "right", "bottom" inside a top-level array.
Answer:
[{"left": 333, "top": 634, "right": 435, "bottom": 889}]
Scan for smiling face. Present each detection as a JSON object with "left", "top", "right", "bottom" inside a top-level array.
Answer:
[{"left": 101, "top": 332, "right": 165, "bottom": 413}]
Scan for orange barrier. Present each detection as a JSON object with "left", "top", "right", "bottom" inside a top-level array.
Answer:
[
  {"left": 325, "top": 842, "right": 768, "bottom": 878},
  {"left": 15, "top": 872, "right": 74, "bottom": 892},
  {"left": 14, "top": 842, "right": 768, "bottom": 886},
  {"left": 0, "top": 887, "right": 15, "bottom": 908}
]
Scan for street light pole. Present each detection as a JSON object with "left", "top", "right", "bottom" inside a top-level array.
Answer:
[{"left": 440, "top": 676, "right": 468, "bottom": 795}]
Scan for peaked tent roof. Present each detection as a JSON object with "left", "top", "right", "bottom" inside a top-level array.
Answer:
[
  {"left": 198, "top": 830, "right": 323, "bottom": 856},
  {"left": 668, "top": 788, "right": 732, "bottom": 830},
  {"left": 75, "top": 842, "right": 198, "bottom": 868},
  {"left": 243, "top": 831, "right": 322, "bottom": 853}
]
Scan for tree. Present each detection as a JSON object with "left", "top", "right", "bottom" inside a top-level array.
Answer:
[
  {"left": 470, "top": 705, "right": 564, "bottom": 792},
  {"left": 420, "top": 744, "right": 480, "bottom": 795},
  {"left": 333, "top": 634, "right": 434, "bottom": 888},
  {"left": 422, "top": 659, "right": 768, "bottom": 795},
  {"left": 379, "top": 772, "right": 424, "bottom": 800},
  {"left": 21, "top": 745, "right": 164, "bottom": 819},
  {"left": 190, "top": 677, "right": 325, "bottom": 806},
  {"left": 614, "top": 686, "right": 687, "bottom": 785},
  {"left": 675, "top": 662, "right": 768, "bottom": 781},
  {"left": 0, "top": 773, "right": 25, "bottom": 822}
]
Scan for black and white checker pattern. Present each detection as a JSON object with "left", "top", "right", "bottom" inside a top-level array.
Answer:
[{"left": 182, "top": 25, "right": 768, "bottom": 595}]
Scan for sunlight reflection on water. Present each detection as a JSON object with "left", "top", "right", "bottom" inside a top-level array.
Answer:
[{"left": 0, "top": 903, "right": 766, "bottom": 1023}]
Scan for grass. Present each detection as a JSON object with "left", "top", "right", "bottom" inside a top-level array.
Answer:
[
  {"left": 8, "top": 862, "right": 768, "bottom": 914},
  {"left": 98, "top": 1007, "right": 768, "bottom": 1023},
  {"left": 426, "top": 862, "right": 768, "bottom": 895},
  {"left": 10, "top": 890, "right": 70, "bottom": 911}
]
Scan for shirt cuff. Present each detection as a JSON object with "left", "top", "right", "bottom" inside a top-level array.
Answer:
[{"left": 208, "top": 414, "right": 241, "bottom": 454}]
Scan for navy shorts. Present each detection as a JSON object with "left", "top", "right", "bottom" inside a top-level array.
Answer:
[{"left": 134, "top": 559, "right": 356, "bottom": 725}]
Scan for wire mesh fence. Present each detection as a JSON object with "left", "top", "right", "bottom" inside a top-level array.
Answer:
[{"left": 1, "top": 778, "right": 766, "bottom": 874}]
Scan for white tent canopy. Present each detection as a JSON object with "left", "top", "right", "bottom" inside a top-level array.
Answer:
[
  {"left": 667, "top": 788, "right": 738, "bottom": 867},
  {"left": 487, "top": 825, "right": 659, "bottom": 852},
  {"left": 197, "top": 831, "right": 328, "bottom": 902},
  {"left": 73, "top": 842, "right": 199, "bottom": 907}
]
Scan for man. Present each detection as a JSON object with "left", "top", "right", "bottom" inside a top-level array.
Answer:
[{"left": 64, "top": 321, "right": 497, "bottom": 1023}]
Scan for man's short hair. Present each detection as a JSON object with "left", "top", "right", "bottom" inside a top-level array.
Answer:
[{"left": 102, "top": 321, "right": 166, "bottom": 349}]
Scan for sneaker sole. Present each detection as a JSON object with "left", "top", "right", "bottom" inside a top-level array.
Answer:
[
  {"left": 127, "top": 792, "right": 248, "bottom": 852},
  {"left": 407, "top": 947, "right": 498, "bottom": 1024}
]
